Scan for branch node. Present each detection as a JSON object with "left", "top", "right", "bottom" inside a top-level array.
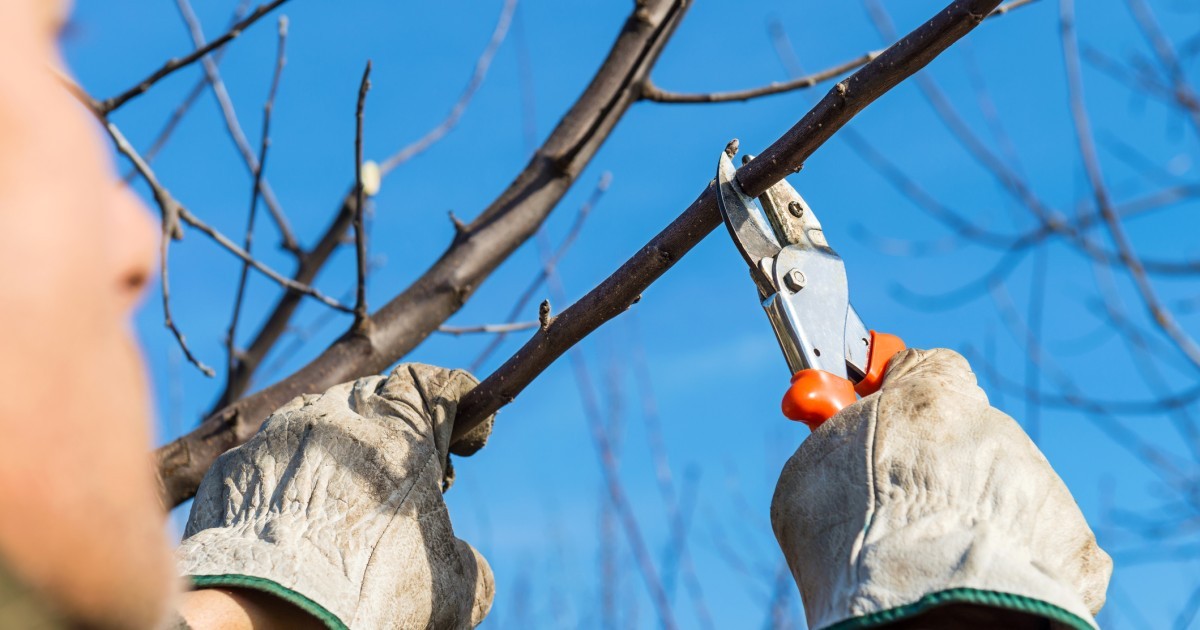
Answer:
[{"left": 449, "top": 210, "right": 469, "bottom": 235}]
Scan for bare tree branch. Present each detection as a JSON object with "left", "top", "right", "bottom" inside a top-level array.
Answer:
[
  {"left": 629, "top": 319, "right": 714, "bottom": 630},
  {"left": 353, "top": 61, "right": 372, "bottom": 330},
  {"left": 175, "top": 0, "right": 299, "bottom": 254},
  {"left": 157, "top": 0, "right": 694, "bottom": 506},
  {"left": 215, "top": 0, "right": 519, "bottom": 407},
  {"left": 639, "top": 52, "right": 881, "bottom": 104},
  {"left": 1123, "top": 0, "right": 1200, "bottom": 133},
  {"left": 160, "top": 226, "right": 215, "bottom": 377},
  {"left": 378, "top": 0, "right": 518, "bottom": 175},
  {"left": 438, "top": 322, "right": 539, "bottom": 336},
  {"left": 176, "top": 207, "right": 353, "bottom": 312},
  {"left": 640, "top": 0, "right": 1035, "bottom": 105},
  {"left": 124, "top": 0, "right": 253, "bottom": 181},
  {"left": 452, "top": 0, "right": 1010, "bottom": 444},
  {"left": 98, "top": 0, "right": 292, "bottom": 113},
  {"left": 1061, "top": 0, "right": 1200, "bottom": 370},
  {"left": 470, "top": 172, "right": 612, "bottom": 372},
  {"left": 228, "top": 17, "right": 288, "bottom": 378},
  {"left": 56, "top": 73, "right": 352, "bottom": 322}
]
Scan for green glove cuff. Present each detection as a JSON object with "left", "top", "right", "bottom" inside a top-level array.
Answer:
[
  {"left": 824, "top": 588, "right": 1093, "bottom": 630},
  {"left": 189, "top": 574, "right": 347, "bottom": 630}
]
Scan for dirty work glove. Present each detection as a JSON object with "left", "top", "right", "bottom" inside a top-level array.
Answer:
[
  {"left": 771, "top": 349, "right": 1111, "bottom": 630},
  {"left": 176, "top": 363, "right": 496, "bottom": 629}
]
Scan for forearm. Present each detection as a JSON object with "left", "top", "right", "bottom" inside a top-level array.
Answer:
[{"left": 177, "top": 588, "right": 323, "bottom": 630}]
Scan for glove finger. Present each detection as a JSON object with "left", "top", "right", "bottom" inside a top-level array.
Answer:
[
  {"left": 878, "top": 347, "right": 987, "bottom": 404},
  {"left": 455, "top": 538, "right": 495, "bottom": 628},
  {"left": 376, "top": 363, "right": 494, "bottom": 459}
]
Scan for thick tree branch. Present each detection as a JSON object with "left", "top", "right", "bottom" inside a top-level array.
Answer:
[
  {"left": 157, "top": 0, "right": 693, "bottom": 506},
  {"left": 451, "top": 0, "right": 1007, "bottom": 444}
]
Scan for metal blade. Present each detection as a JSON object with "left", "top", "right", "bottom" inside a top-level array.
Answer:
[
  {"left": 844, "top": 305, "right": 870, "bottom": 380},
  {"left": 716, "top": 151, "right": 782, "bottom": 292},
  {"left": 758, "top": 171, "right": 836, "bottom": 255}
]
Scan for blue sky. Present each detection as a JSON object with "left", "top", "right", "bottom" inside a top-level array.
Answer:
[{"left": 67, "top": 0, "right": 1199, "bottom": 627}]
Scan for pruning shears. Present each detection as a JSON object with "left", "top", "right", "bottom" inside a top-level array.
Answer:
[{"left": 715, "top": 148, "right": 906, "bottom": 430}]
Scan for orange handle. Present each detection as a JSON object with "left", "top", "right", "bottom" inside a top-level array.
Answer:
[
  {"left": 781, "top": 369, "right": 857, "bottom": 429},
  {"left": 780, "top": 331, "right": 906, "bottom": 430},
  {"left": 853, "top": 331, "right": 906, "bottom": 397}
]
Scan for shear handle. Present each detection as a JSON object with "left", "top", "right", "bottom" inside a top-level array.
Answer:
[{"left": 781, "top": 331, "right": 906, "bottom": 429}]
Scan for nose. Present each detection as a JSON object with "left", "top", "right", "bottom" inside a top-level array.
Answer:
[{"left": 109, "top": 183, "right": 159, "bottom": 310}]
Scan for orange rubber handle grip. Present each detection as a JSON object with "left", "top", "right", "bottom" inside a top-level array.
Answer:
[
  {"left": 780, "top": 331, "right": 906, "bottom": 430},
  {"left": 781, "top": 369, "right": 857, "bottom": 429},
  {"left": 853, "top": 331, "right": 906, "bottom": 397}
]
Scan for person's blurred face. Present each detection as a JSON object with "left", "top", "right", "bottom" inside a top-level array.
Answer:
[{"left": 0, "top": 1, "right": 175, "bottom": 627}]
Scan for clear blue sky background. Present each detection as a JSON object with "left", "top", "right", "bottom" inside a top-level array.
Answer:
[{"left": 66, "top": 1, "right": 1198, "bottom": 627}]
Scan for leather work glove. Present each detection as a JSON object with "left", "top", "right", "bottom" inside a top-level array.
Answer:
[
  {"left": 771, "top": 348, "right": 1111, "bottom": 630},
  {"left": 176, "top": 363, "right": 496, "bottom": 629}
]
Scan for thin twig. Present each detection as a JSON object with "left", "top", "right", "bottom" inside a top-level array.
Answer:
[
  {"left": 101, "top": 112, "right": 213, "bottom": 377},
  {"left": 640, "top": 52, "right": 881, "bottom": 104},
  {"left": 353, "top": 61, "right": 372, "bottom": 329},
  {"left": 469, "top": 172, "right": 612, "bottom": 372},
  {"left": 1060, "top": 0, "right": 1200, "bottom": 370},
  {"left": 1123, "top": 0, "right": 1200, "bottom": 134},
  {"left": 641, "top": 0, "right": 1036, "bottom": 105},
  {"left": 986, "top": 284, "right": 1190, "bottom": 486},
  {"left": 56, "top": 70, "right": 350, "bottom": 314},
  {"left": 378, "top": 0, "right": 518, "bottom": 176},
  {"left": 228, "top": 17, "right": 288, "bottom": 378},
  {"left": 544, "top": 254, "right": 678, "bottom": 630},
  {"left": 629, "top": 318, "right": 715, "bottom": 630},
  {"left": 161, "top": 228, "right": 215, "bottom": 377},
  {"left": 174, "top": 0, "right": 299, "bottom": 254},
  {"left": 437, "top": 321, "right": 539, "bottom": 336},
  {"left": 98, "top": 0, "right": 292, "bottom": 113},
  {"left": 124, "top": 0, "right": 254, "bottom": 182},
  {"left": 177, "top": 207, "right": 352, "bottom": 312}
]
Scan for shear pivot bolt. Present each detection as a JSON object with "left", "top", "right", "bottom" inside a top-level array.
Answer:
[
  {"left": 784, "top": 269, "right": 807, "bottom": 292},
  {"left": 788, "top": 201, "right": 804, "bottom": 218}
]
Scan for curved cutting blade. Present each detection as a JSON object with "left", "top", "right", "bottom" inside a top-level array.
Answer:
[{"left": 716, "top": 151, "right": 782, "bottom": 293}]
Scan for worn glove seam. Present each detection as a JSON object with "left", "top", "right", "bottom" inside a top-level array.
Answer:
[
  {"left": 349, "top": 444, "right": 442, "bottom": 619},
  {"left": 854, "top": 393, "right": 882, "bottom": 592}
]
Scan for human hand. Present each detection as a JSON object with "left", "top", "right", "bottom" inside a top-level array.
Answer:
[
  {"left": 771, "top": 348, "right": 1111, "bottom": 630},
  {"left": 177, "top": 363, "right": 495, "bottom": 629}
]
